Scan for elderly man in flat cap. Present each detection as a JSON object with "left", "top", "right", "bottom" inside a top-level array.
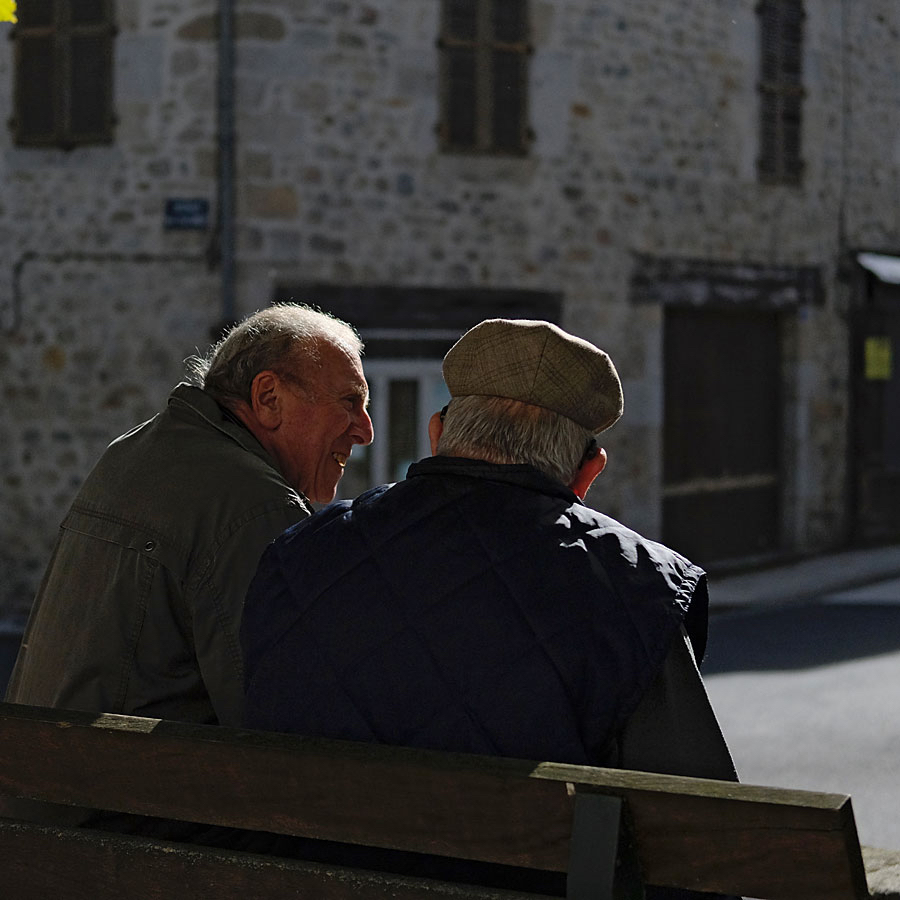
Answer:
[{"left": 240, "top": 319, "right": 736, "bottom": 892}]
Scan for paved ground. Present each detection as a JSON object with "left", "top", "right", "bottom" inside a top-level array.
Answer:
[
  {"left": 705, "top": 586, "right": 900, "bottom": 850},
  {"left": 707, "top": 543, "right": 900, "bottom": 611},
  {"left": 706, "top": 549, "right": 900, "bottom": 860}
]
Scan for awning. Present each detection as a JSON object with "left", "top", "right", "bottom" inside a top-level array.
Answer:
[{"left": 857, "top": 252, "right": 900, "bottom": 284}]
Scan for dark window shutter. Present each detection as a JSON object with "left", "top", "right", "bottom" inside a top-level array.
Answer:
[
  {"left": 16, "top": 0, "right": 54, "bottom": 27},
  {"left": 11, "top": 0, "right": 115, "bottom": 149},
  {"left": 72, "top": 1, "right": 107, "bottom": 26},
  {"left": 69, "top": 33, "right": 112, "bottom": 138},
  {"left": 757, "top": 0, "right": 805, "bottom": 184},
  {"left": 439, "top": 0, "right": 530, "bottom": 156},
  {"left": 445, "top": 0, "right": 477, "bottom": 41},
  {"left": 15, "top": 35, "right": 57, "bottom": 143},
  {"left": 492, "top": 0, "right": 527, "bottom": 43},
  {"left": 758, "top": 105, "right": 778, "bottom": 178},
  {"left": 446, "top": 48, "right": 477, "bottom": 149},
  {"left": 491, "top": 50, "right": 524, "bottom": 153}
]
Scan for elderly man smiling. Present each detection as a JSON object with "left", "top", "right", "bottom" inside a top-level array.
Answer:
[{"left": 6, "top": 303, "right": 372, "bottom": 728}]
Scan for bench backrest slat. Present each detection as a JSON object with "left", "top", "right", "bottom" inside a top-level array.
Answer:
[
  {"left": 0, "top": 703, "right": 871, "bottom": 900},
  {"left": 0, "top": 822, "right": 536, "bottom": 900},
  {"left": 624, "top": 785, "right": 866, "bottom": 899}
]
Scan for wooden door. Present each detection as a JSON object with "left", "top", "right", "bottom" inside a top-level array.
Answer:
[{"left": 663, "top": 307, "right": 782, "bottom": 565}]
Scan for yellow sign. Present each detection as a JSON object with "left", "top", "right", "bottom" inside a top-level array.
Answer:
[
  {"left": 865, "top": 336, "right": 893, "bottom": 381},
  {"left": 0, "top": 1, "right": 16, "bottom": 24}
]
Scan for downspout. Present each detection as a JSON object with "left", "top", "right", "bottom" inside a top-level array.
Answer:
[{"left": 215, "top": 0, "right": 236, "bottom": 334}]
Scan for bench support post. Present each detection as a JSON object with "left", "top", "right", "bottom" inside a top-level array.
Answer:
[{"left": 567, "top": 792, "right": 644, "bottom": 900}]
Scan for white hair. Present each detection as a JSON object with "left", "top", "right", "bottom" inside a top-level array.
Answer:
[
  {"left": 185, "top": 303, "right": 363, "bottom": 409},
  {"left": 436, "top": 395, "right": 595, "bottom": 486}
]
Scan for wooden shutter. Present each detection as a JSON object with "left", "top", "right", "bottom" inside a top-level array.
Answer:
[
  {"left": 757, "top": 0, "right": 805, "bottom": 183},
  {"left": 439, "top": 0, "right": 530, "bottom": 155},
  {"left": 490, "top": 0, "right": 529, "bottom": 153},
  {"left": 12, "top": 0, "right": 115, "bottom": 148}
]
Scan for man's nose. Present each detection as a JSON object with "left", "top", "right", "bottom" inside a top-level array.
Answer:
[{"left": 352, "top": 407, "right": 374, "bottom": 446}]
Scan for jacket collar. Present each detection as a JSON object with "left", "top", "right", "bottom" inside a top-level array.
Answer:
[
  {"left": 406, "top": 455, "right": 582, "bottom": 505},
  {"left": 168, "top": 383, "right": 280, "bottom": 470}
]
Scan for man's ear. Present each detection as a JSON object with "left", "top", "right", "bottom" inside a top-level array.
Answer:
[
  {"left": 249, "top": 371, "right": 283, "bottom": 430},
  {"left": 428, "top": 411, "right": 444, "bottom": 456},
  {"left": 570, "top": 447, "right": 607, "bottom": 500}
]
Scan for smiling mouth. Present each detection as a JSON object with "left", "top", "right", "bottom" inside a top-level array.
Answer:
[{"left": 332, "top": 452, "right": 348, "bottom": 468}]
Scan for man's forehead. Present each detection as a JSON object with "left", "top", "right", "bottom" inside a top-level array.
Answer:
[{"left": 315, "top": 344, "right": 368, "bottom": 393}]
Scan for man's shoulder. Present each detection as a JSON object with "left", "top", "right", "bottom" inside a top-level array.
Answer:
[
  {"left": 276, "top": 483, "right": 393, "bottom": 543},
  {"left": 75, "top": 385, "right": 304, "bottom": 542},
  {"left": 568, "top": 502, "right": 701, "bottom": 568},
  {"left": 555, "top": 502, "right": 707, "bottom": 622}
]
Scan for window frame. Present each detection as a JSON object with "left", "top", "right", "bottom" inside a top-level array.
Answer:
[
  {"left": 756, "top": 0, "right": 806, "bottom": 185},
  {"left": 437, "top": 0, "right": 533, "bottom": 157},
  {"left": 336, "top": 359, "right": 450, "bottom": 499},
  {"left": 10, "top": 0, "right": 116, "bottom": 149}
]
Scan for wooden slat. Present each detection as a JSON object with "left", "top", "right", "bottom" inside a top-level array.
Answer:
[
  {"left": 621, "top": 784, "right": 866, "bottom": 899},
  {"left": 551, "top": 767, "right": 869, "bottom": 899},
  {"left": 0, "top": 704, "right": 573, "bottom": 870},
  {"left": 0, "top": 822, "right": 540, "bottom": 900},
  {"left": 0, "top": 703, "right": 870, "bottom": 900}
]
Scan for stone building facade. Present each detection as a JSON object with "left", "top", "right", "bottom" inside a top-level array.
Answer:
[{"left": 1, "top": 0, "right": 899, "bottom": 627}]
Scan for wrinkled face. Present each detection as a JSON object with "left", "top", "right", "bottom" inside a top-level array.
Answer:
[{"left": 271, "top": 342, "right": 373, "bottom": 503}]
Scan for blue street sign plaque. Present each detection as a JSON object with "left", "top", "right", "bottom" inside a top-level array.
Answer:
[{"left": 164, "top": 198, "right": 210, "bottom": 230}]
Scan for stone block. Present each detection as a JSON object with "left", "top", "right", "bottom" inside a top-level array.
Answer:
[{"left": 244, "top": 185, "right": 299, "bottom": 219}]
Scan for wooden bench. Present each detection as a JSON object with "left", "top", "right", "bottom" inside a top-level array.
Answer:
[{"left": 0, "top": 701, "right": 871, "bottom": 900}]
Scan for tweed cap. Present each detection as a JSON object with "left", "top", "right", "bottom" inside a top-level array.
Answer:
[{"left": 442, "top": 318, "right": 624, "bottom": 432}]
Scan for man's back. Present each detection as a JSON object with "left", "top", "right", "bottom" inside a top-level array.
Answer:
[
  {"left": 241, "top": 316, "right": 736, "bottom": 897},
  {"left": 7, "top": 384, "right": 307, "bottom": 726},
  {"left": 243, "top": 455, "right": 707, "bottom": 767}
]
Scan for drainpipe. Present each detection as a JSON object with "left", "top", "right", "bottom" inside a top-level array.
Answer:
[{"left": 214, "top": 0, "right": 236, "bottom": 336}]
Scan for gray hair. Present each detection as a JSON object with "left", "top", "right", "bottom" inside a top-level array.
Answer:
[
  {"left": 436, "top": 395, "right": 595, "bottom": 486},
  {"left": 185, "top": 303, "right": 363, "bottom": 409}
]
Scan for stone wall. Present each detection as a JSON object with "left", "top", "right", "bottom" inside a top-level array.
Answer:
[{"left": 1, "top": 0, "right": 899, "bottom": 623}]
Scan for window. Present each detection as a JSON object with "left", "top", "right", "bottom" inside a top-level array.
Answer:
[
  {"left": 438, "top": 0, "right": 532, "bottom": 155},
  {"left": 757, "top": 0, "right": 805, "bottom": 184},
  {"left": 11, "top": 0, "right": 115, "bottom": 148},
  {"left": 337, "top": 360, "right": 451, "bottom": 500}
]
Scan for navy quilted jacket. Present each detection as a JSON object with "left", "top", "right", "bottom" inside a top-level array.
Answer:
[{"left": 242, "top": 456, "right": 709, "bottom": 767}]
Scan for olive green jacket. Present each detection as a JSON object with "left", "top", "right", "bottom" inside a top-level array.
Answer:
[{"left": 6, "top": 384, "right": 310, "bottom": 726}]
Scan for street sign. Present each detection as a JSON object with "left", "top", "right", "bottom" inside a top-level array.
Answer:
[{"left": 164, "top": 198, "right": 210, "bottom": 230}]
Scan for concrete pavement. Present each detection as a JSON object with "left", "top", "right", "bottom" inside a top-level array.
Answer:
[
  {"left": 708, "top": 543, "right": 900, "bottom": 897},
  {"left": 708, "top": 543, "right": 900, "bottom": 611}
]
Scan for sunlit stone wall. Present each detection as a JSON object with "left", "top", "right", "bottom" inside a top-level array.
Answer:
[{"left": 1, "top": 0, "right": 898, "bottom": 623}]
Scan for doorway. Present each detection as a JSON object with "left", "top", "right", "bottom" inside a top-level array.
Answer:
[{"left": 663, "top": 307, "right": 782, "bottom": 566}]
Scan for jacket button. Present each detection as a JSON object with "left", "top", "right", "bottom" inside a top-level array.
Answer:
[{"left": 144, "top": 540, "right": 156, "bottom": 552}]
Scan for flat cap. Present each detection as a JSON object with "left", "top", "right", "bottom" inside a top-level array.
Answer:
[{"left": 443, "top": 318, "right": 624, "bottom": 432}]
